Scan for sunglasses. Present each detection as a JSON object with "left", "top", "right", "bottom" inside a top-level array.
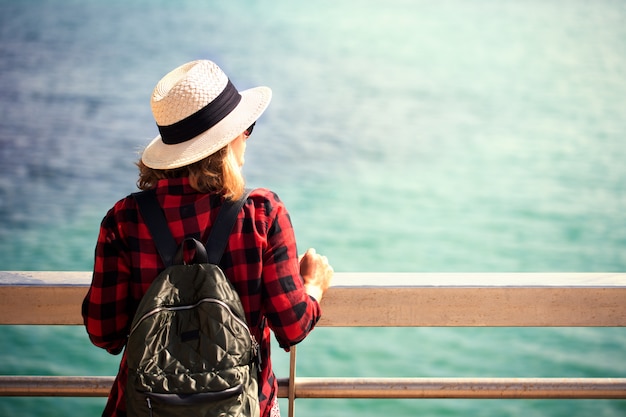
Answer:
[{"left": 244, "top": 122, "right": 256, "bottom": 137}]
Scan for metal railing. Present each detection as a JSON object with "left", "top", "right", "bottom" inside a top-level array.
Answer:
[{"left": 1, "top": 271, "right": 625, "bottom": 401}]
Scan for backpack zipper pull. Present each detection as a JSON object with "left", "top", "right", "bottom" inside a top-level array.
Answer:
[
  {"left": 251, "top": 335, "right": 262, "bottom": 371},
  {"left": 146, "top": 396, "right": 153, "bottom": 417}
]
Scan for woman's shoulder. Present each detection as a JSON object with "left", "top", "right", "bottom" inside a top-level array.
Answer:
[
  {"left": 248, "top": 187, "right": 281, "bottom": 201},
  {"left": 100, "top": 192, "right": 142, "bottom": 224},
  {"left": 246, "top": 187, "right": 288, "bottom": 216},
  {"left": 114, "top": 191, "right": 142, "bottom": 211}
]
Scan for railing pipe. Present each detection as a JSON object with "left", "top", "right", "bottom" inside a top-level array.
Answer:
[
  {"left": 0, "top": 376, "right": 113, "bottom": 397},
  {"left": 1, "top": 376, "right": 625, "bottom": 399},
  {"left": 277, "top": 377, "right": 626, "bottom": 399}
]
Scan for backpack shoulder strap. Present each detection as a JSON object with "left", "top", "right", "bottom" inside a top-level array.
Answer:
[
  {"left": 133, "top": 188, "right": 253, "bottom": 267},
  {"left": 133, "top": 189, "right": 177, "bottom": 267},
  {"left": 206, "top": 189, "right": 253, "bottom": 264}
]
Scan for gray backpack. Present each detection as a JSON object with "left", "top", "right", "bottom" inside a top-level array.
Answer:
[{"left": 127, "top": 189, "right": 259, "bottom": 417}]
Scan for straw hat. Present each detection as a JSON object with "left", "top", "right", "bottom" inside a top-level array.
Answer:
[{"left": 141, "top": 60, "right": 272, "bottom": 169}]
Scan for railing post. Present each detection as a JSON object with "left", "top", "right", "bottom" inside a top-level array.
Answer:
[{"left": 288, "top": 346, "right": 297, "bottom": 417}]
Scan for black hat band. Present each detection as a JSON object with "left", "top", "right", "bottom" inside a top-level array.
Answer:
[{"left": 158, "top": 79, "right": 242, "bottom": 145}]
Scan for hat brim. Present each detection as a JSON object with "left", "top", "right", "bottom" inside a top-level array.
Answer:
[{"left": 141, "top": 86, "right": 272, "bottom": 170}]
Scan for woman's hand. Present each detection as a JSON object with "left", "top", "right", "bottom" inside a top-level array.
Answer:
[{"left": 299, "top": 248, "right": 334, "bottom": 302}]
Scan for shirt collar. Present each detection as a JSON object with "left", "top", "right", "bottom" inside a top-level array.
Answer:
[{"left": 155, "top": 177, "right": 198, "bottom": 196}]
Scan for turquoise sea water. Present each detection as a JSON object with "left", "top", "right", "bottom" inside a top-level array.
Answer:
[{"left": 1, "top": 0, "right": 625, "bottom": 415}]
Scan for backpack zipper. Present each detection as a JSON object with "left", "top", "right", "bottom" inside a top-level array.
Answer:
[{"left": 130, "top": 298, "right": 258, "bottom": 357}]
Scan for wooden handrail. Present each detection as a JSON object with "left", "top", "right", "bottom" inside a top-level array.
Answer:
[{"left": 1, "top": 271, "right": 625, "bottom": 326}]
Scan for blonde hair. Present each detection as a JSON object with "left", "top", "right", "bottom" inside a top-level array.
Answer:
[{"left": 137, "top": 143, "right": 245, "bottom": 200}]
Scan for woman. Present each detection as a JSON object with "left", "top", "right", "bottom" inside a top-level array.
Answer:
[{"left": 82, "top": 60, "right": 333, "bottom": 417}]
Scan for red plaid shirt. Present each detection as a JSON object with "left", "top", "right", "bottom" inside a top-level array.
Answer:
[{"left": 82, "top": 178, "right": 321, "bottom": 417}]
